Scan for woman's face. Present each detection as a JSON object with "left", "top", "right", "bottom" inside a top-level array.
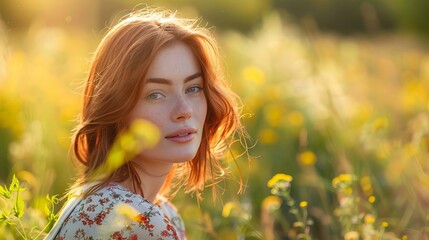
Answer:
[{"left": 130, "top": 41, "right": 207, "bottom": 164}]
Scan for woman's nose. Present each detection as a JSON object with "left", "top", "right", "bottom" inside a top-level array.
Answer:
[{"left": 172, "top": 97, "right": 192, "bottom": 122}]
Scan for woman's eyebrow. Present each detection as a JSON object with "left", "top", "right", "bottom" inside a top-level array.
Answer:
[
  {"left": 146, "top": 72, "right": 202, "bottom": 85},
  {"left": 184, "top": 72, "right": 202, "bottom": 83}
]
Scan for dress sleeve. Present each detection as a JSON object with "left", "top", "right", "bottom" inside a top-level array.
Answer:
[
  {"left": 55, "top": 185, "right": 180, "bottom": 240},
  {"left": 158, "top": 198, "right": 187, "bottom": 240}
]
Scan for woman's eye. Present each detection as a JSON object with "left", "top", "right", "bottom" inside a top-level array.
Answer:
[
  {"left": 186, "top": 86, "right": 203, "bottom": 94},
  {"left": 146, "top": 92, "right": 164, "bottom": 100}
]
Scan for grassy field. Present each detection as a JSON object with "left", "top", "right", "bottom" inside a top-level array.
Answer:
[{"left": 1, "top": 12, "right": 429, "bottom": 239}]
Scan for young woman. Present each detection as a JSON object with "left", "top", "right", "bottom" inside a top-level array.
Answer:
[{"left": 45, "top": 8, "right": 245, "bottom": 240}]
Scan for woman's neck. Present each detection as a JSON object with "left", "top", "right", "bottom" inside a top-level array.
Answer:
[{"left": 126, "top": 160, "right": 173, "bottom": 203}]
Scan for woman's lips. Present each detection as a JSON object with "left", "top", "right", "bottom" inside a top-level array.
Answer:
[{"left": 165, "top": 128, "right": 197, "bottom": 143}]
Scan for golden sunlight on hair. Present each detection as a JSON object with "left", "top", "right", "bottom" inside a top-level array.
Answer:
[{"left": 70, "top": 7, "right": 246, "bottom": 200}]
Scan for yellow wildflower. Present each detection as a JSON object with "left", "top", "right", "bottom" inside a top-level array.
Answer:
[
  {"left": 242, "top": 66, "right": 265, "bottom": 85},
  {"left": 116, "top": 203, "right": 139, "bottom": 220},
  {"left": 222, "top": 202, "right": 237, "bottom": 218},
  {"left": 100, "top": 119, "right": 160, "bottom": 178},
  {"left": 372, "top": 117, "right": 389, "bottom": 132},
  {"left": 364, "top": 214, "right": 375, "bottom": 224},
  {"left": 298, "top": 151, "right": 317, "bottom": 166},
  {"left": 381, "top": 221, "right": 389, "bottom": 228},
  {"left": 368, "top": 195, "right": 376, "bottom": 204},
  {"left": 267, "top": 173, "right": 293, "bottom": 188},
  {"left": 332, "top": 174, "right": 355, "bottom": 187},
  {"left": 360, "top": 176, "right": 373, "bottom": 195},
  {"left": 262, "top": 196, "right": 281, "bottom": 212},
  {"left": 299, "top": 201, "right": 308, "bottom": 208},
  {"left": 129, "top": 119, "right": 160, "bottom": 148}
]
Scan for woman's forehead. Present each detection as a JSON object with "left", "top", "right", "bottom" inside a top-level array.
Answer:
[{"left": 145, "top": 42, "right": 201, "bottom": 81}]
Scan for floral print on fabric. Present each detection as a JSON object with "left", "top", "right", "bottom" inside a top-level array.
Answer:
[{"left": 55, "top": 183, "right": 185, "bottom": 240}]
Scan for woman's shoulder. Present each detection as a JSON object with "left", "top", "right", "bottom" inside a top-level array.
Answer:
[
  {"left": 74, "top": 183, "right": 156, "bottom": 216},
  {"left": 55, "top": 183, "right": 180, "bottom": 239},
  {"left": 158, "top": 197, "right": 186, "bottom": 239},
  {"left": 86, "top": 183, "right": 150, "bottom": 207}
]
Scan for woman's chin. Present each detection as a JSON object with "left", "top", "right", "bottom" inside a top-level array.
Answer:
[
  {"left": 136, "top": 151, "right": 198, "bottom": 164},
  {"left": 169, "top": 153, "right": 198, "bottom": 164}
]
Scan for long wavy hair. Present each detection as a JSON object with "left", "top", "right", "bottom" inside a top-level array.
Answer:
[{"left": 70, "top": 9, "right": 245, "bottom": 200}]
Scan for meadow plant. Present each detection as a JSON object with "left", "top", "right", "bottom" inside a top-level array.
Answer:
[
  {"left": 265, "top": 173, "right": 312, "bottom": 240},
  {"left": 221, "top": 198, "right": 263, "bottom": 240},
  {"left": 0, "top": 175, "right": 58, "bottom": 239},
  {"left": 264, "top": 173, "right": 407, "bottom": 240}
]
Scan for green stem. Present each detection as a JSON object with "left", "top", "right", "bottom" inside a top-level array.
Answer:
[
  {"left": 34, "top": 198, "right": 56, "bottom": 239},
  {"left": 380, "top": 228, "right": 385, "bottom": 239},
  {"left": 16, "top": 221, "right": 27, "bottom": 240},
  {"left": 238, "top": 218, "right": 264, "bottom": 239},
  {"left": 34, "top": 223, "right": 50, "bottom": 240},
  {"left": 15, "top": 190, "right": 27, "bottom": 239}
]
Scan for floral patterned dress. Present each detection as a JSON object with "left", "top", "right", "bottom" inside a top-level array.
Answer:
[{"left": 53, "top": 183, "right": 186, "bottom": 240}]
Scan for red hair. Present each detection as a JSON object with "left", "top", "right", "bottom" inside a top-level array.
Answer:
[{"left": 70, "top": 9, "right": 244, "bottom": 199}]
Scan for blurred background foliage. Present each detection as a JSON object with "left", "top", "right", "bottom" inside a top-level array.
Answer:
[{"left": 1, "top": 0, "right": 429, "bottom": 239}]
